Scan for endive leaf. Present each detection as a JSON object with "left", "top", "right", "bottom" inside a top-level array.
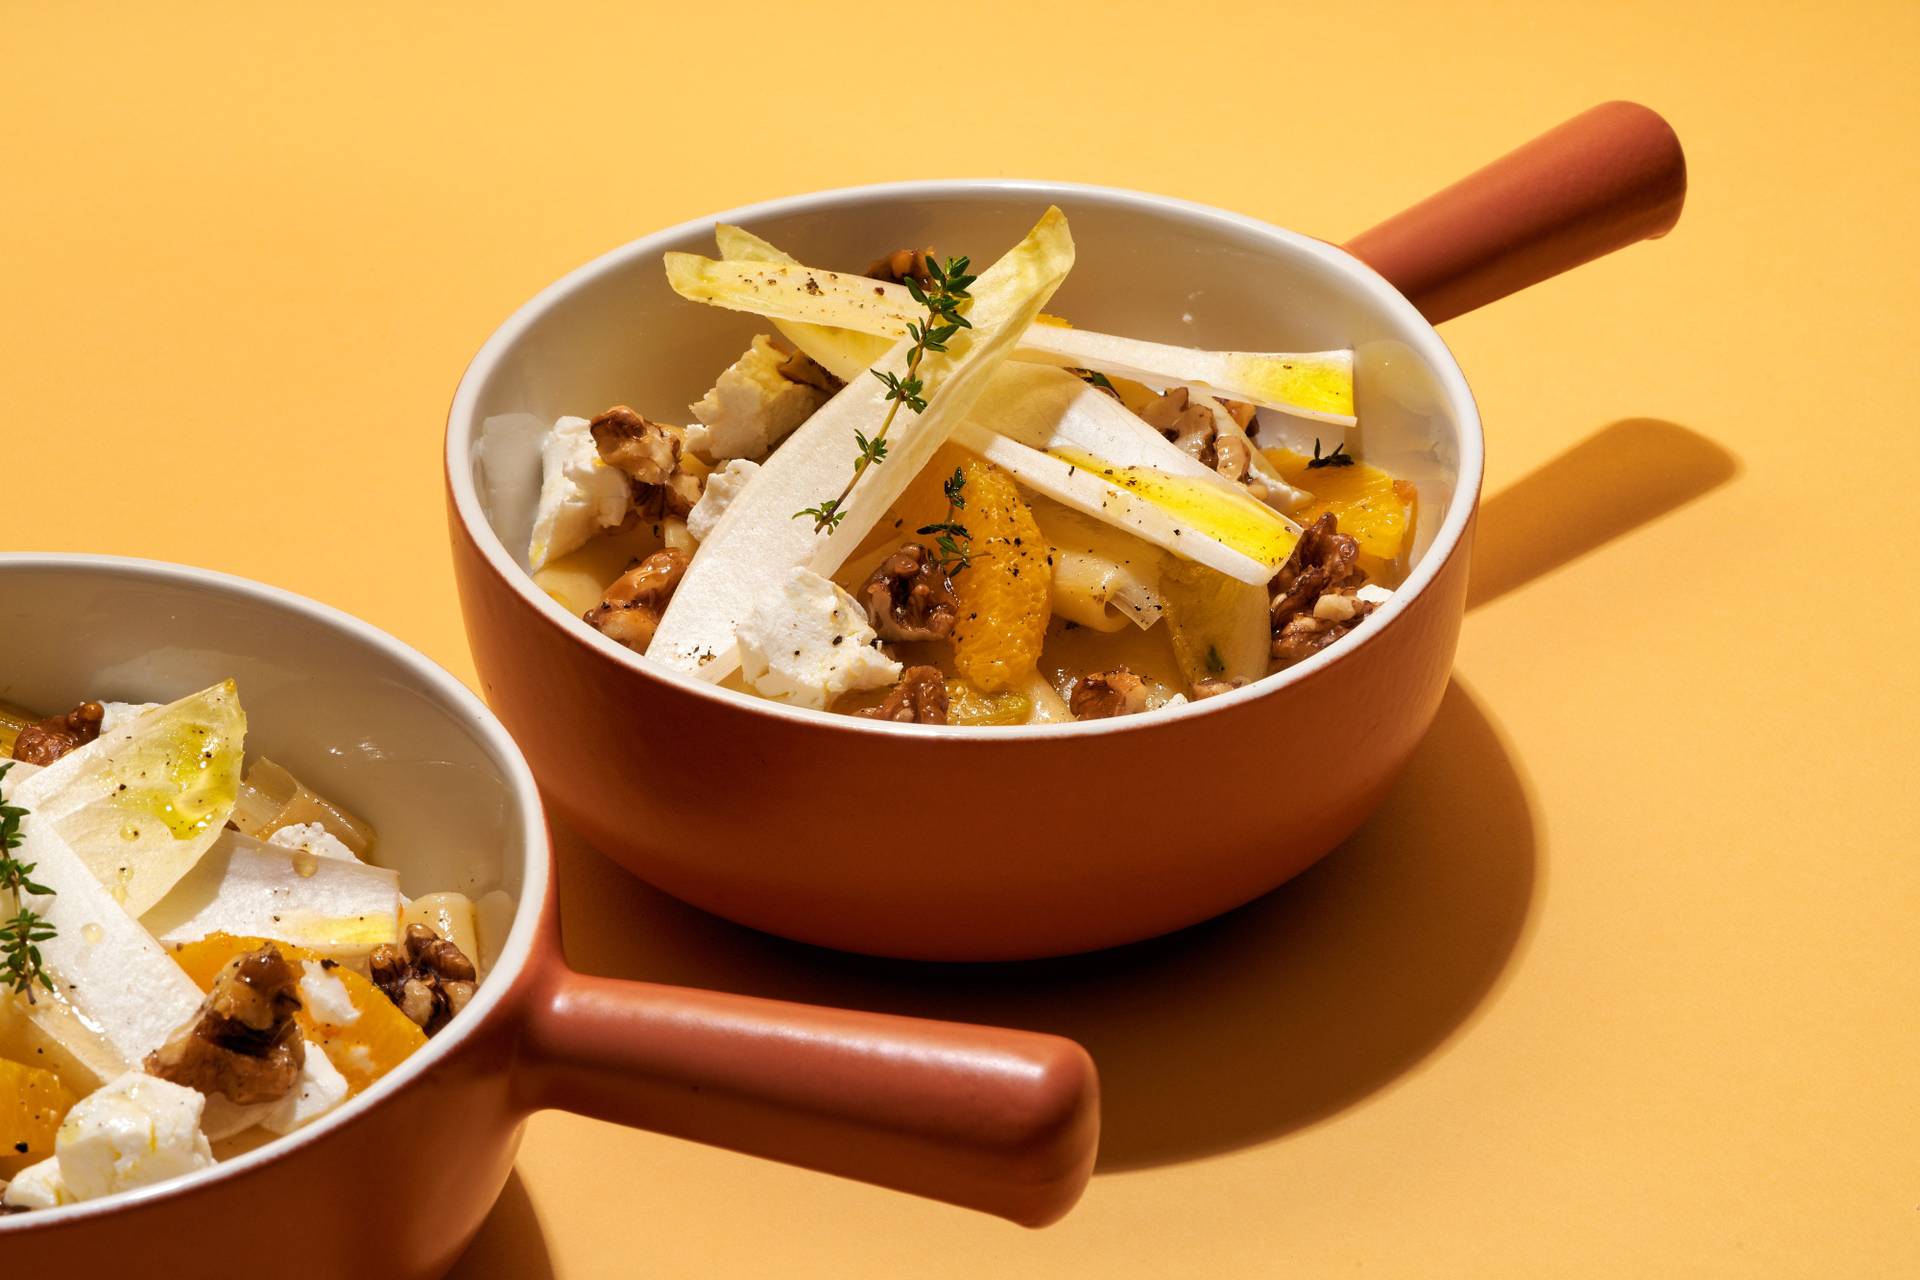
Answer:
[{"left": 671, "top": 247, "right": 1354, "bottom": 423}]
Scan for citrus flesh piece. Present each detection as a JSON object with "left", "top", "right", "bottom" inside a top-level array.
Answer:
[
  {"left": 949, "top": 458, "right": 1052, "bottom": 693},
  {"left": 168, "top": 933, "right": 426, "bottom": 1096},
  {"left": 0, "top": 1055, "right": 78, "bottom": 1178},
  {"left": 1265, "top": 448, "right": 1416, "bottom": 579}
]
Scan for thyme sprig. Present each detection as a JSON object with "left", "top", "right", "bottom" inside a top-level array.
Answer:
[
  {"left": 795, "top": 255, "right": 977, "bottom": 532},
  {"left": 0, "top": 763, "right": 56, "bottom": 1001},
  {"left": 916, "top": 467, "right": 973, "bottom": 574},
  {"left": 1306, "top": 438, "right": 1354, "bottom": 469}
]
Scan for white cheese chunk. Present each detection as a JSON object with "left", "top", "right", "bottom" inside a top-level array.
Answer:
[
  {"left": 685, "top": 458, "right": 760, "bottom": 543},
  {"left": 3, "top": 1157, "right": 73, "bottom": 1209},
  {"left": 56, "top": 1071, "right": 214, "bottom": 1201},
  {"left": 685, "top": 335, "right": 827, "bottom": 462},
  {"left": 527, "top": 415, "right": 631, "bottom": 571},
  {"left": 97, "top": 701, "right": 161, "bottom": 734},
  {"left": 735, "top": 567, "right": 900, "bottom": 711},
  {"left": 298, "top": 959, "right": 360, "bottom": 1027},
  {"left": 267, "top": 821, "right": 360, "bottom": 865},
  {"left": 260, "top": 1048, "right": 348, "bottom": 1135}
]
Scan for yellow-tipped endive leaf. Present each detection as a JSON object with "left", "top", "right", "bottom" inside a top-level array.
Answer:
[
  {"left": 16, "top": 682, "right": 246, "bottom": 918},
  {"left": 949, "top": 422, "right": 1286, "bottom": 584},
  {"left": 648, "top": 208, "right": 1077, "bottom": 679},
  {"left": 672, "top": 246, "right": 1355, "bottom": 424},
  {"left": 711, "top": 225, "right": 890, "bottom": 380}
]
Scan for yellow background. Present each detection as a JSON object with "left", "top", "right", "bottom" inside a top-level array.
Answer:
[{"left": 4, "top": 0, "right": 1916, "bottom": 1274}]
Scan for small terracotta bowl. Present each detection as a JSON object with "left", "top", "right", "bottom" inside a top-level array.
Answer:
[
  {"left": 447, "top": 105, "right": 1684, "bottom": 961},
  {"left": 0, "top": 555, "right": 1100, "bottom": 1275}
]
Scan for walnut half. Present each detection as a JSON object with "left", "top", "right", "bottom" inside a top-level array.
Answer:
[
  {"left": 855, "top": 666, "right": 949, "bottom": 724},
  {"left": 370, "top": 924, "right": 477, "bottom": 1036},
  {"left": 1070, "top": 668, "right": 1150, "bottom": 720},
  {"left": 589, "top": 406, "right": 702, "bottom": 517},
  {"left": 583, "top": 547, "right": 691, "bottom": 654},
  {"left": 1268, "top": 512, "right": 1374, "bottom": 666},
  {"left": 11, "top": 701, "right": 103, "bottom": 766},
  {"left": 861, "top": 544, "right": 959, "bottom": 642},
  {"left": 145, "top": 945, "right": 306, "bottom": 1106}
]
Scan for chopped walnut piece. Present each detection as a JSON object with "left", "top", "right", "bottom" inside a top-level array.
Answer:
[
  {"left": 861, "top": 544, "right": 960, "bottom": 642},
  {"left": 1137, "top": 386, "right": 1219, "bottom": 469},
  {"left": 10, "top": 702, "right": 104, "bottom": 765},
  {"left": 1070, "top": 667, "right": 1151, "bottom": 720},
  {"left": 1268, "top": 513, "right": 1375, "bottom": 666},
  {"left": 589, "top": 406, "right": 702, "bottom": 517},
  {"left": 583, "top": 548, "right": 691, "bottom": 654},
  {"left": 369, "top": 924, "right": 478, "bottom": 1036},
  {"left": 855, "top": 665, "right": 949, "bottom": 724},
  {"left": 145, "top": 945, "right": 306, "bottom": 1106},
  {"left": 864, "top": 247, "right": 939, "bottom": 285}
]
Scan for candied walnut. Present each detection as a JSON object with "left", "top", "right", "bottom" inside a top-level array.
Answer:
[
  {"left": 583, "top": 548, "right": 690, "bottom": 654},
  {"left": 369, "top": 924, "right": 478, "bottom": 1036},
  {"left": 864, "top": 247, "right": 938, "bottom": 285},
  {"left": 1070, "top": 667, "right": 1150, "bottom": 720},
  {"left": 776, "top": 346, "right": 842, "bottom": 394},
  {"left": 589, "top": 405, "right": 702, "bottom": 518},
  {"left": 145, "top": 945, "right": 305, "bottom": 1105},
  {"left": 1138, "top": 387, "right": 1218, "bottom": 469},
  {"left": 861, "top": 544, "right": 959, "bottom": 642},
  {"left": 11, "top": 702, "right": 104, "bottom": 766},
  {"left": 855, "top": 666, "right": 949, "bottom": 724},
  {"left": 1267, "top": 513, "right": 1374, "bottom": 665},
  {"left": 1269, "top": 512, "right": 1366, "bottom": 623}
]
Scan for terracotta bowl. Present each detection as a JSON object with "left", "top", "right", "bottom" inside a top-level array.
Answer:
[
  {"left": 0, "top": 555, "right": 1099, "bottom": 1276},
  {"left": 447, "top": 104, "right": 1684, "bottom": 961}
]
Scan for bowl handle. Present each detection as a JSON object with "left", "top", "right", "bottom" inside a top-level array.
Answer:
[
  {"left": 1343, "top": 100, "right": 1686, "bottom": 324},
  {"left": 515, "top": 964, "right": 1099, "bottom": 1227}
]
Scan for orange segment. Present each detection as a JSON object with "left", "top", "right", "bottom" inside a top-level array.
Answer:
[
  {"left": 168, "top": 933, "right": 426, "bottom": 1095},
  {"left": 1266, "top": 448, "right": 1416, "bottom": 579},
  {"left": 949, "top": 458, "right": 1051, "bottom": 692},
  {"left": 0, "top": 1057, "right": 77, "bottom": 1178}
]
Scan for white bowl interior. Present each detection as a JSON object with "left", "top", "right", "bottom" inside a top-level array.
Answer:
[
  {"left": 0, "top": 558, "right": 530, "bottom": 908},
  {"left": 452, "top": 180, "right": 1479, "bottom": 720}
]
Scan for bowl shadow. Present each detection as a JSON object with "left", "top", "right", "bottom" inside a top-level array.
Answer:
[
  {"left": 549, "top": 677, "right": 1536, "bottom": 1169},
  {"left": 446, "top": 1172, "right": 556, "bottom": 1280},
  {"left": 1468, "top": 418, "right": 1740, "bottom": 609}
]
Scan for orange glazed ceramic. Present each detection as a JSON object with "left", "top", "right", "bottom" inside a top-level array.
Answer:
[
  {"left": 446, "top": 102, "right": 1685, "bottom": 962},
  {"left": 0, "top": 556, "right": 1098, "bottom": 1275}
]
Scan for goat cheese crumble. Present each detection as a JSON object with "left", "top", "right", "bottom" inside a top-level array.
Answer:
[{"left": 736, "top": 568, "right": 900, "bottom": 710}]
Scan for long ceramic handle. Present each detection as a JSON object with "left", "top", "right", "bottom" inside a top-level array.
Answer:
[
  {"left": 1343, "top": 100, "right": 1686, "bottom": 324},
  {"left": 517, "top": 966, "right": 1099, "bottom": 1227}
]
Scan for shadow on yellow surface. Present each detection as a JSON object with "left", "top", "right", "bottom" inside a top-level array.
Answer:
[
  {"left": 449, "top": 1172, "right": 555, "bottom": 1280},
  {"left": 541, "top": 678, "right": 1534, "bottom": 1170},
  {"left": 1468, "top": 418, "right": 1739, "bottom": 609}
]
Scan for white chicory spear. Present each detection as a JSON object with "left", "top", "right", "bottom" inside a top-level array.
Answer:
[
  {"left": 667, "top": 246, "right": 1356, "bottom": 424},
  {"left": 648, "top": 207, "right": 1077, "bottom": 679},
  {"left": 948, "top": 422, "right": 1279, "bottom": 584},
  {"left": 15, "top": 683, "right": 246, "bottom": 918},
  {"left": 142, "top": 829, "right": 402, "bottom": 959}
]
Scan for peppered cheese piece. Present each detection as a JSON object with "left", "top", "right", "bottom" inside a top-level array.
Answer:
[{"left": 735, "top": 568, "right": 900, "bottom": 710}]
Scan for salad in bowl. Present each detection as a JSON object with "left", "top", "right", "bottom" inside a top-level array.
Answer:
[
  {"left": 0, "top": 686, "right": 507, "bottom": 1211},
  {"left": 484, "top": 208, "right": 1416, "bottom": 727}
]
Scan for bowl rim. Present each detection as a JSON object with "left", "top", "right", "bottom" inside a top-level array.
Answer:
[
  {"left": 0, "top": 552, "right": 551, "bottom": 1229},
  {"left": 445, "top": 177, "right": 1485, "bottom": 738}
]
